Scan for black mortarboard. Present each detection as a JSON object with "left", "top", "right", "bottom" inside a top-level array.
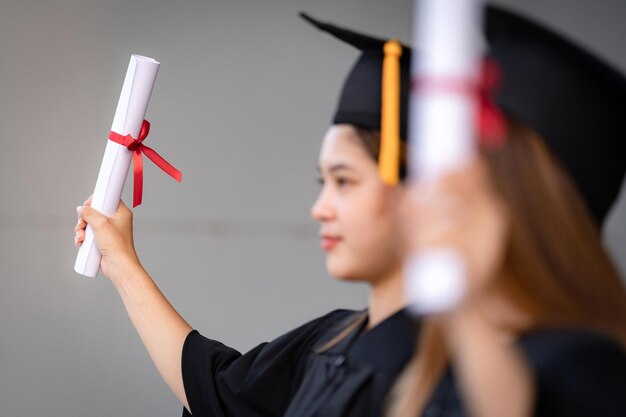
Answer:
[
  {"left": 486, "top": 5, "right": 626, "bottom": 225},
  {"left": 301, "top": 13, "right": 411, "bottom": 185}
]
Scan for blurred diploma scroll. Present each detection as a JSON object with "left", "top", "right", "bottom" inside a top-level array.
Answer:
[
  {"left": 406, "top": 0, "right": 483, "bottom": 314},
  {"left": 74, "top": 54, "right": 160, "bottom": 278}
]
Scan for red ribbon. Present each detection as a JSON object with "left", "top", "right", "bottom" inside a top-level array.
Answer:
[
  {"left": 109, "top": 120, "right": 182, "bottom": 207},
  {"left": 477, "top": 58, "right": 507, "bottom": 148},
  {"left": 411, "top": 58, "right": 507, "bottom": 148}
]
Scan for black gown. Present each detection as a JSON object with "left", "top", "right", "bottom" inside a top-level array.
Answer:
[
  {"left": 181, "top": 308, "right": 418, "bottom": 417},
  {"left": 422, "top": 329, "right": 626, "bottom": 417}
]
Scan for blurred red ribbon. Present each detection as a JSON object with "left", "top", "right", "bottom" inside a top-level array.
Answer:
[
  {"left": 411, "top": 58, "right": 507, "bottom": 147},
  {"left": 109, "top": 120, "right": 182, "bottom": 207},
  {"left": 477, "top": 58, "right": 507, "bottom": 148}
]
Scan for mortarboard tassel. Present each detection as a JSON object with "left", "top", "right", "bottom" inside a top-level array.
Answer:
[{"left": 379, "top": 40, "right": 403, "bottom": 186}]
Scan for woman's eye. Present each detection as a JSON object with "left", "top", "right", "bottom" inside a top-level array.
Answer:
[
  {"left": 336, "top": 177, "right": 351, "bottom": 187},
  {"left": 316, "top": 177, "right": 325, "bottom": 186}
]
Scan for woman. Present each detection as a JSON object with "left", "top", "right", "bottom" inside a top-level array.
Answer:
[
  {"left": 390, "top": 6, "right": 626, "bottom": 417},
  {"left": 75, "top": 14, "right": 418, "bottom": 417}
]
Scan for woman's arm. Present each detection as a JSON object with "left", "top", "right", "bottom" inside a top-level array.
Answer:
[
  {"left": 75, "top": 199, "right": 192, "bottom": 411},
  {"left": 442, "top": 309, "right": 534, "bottom": 417},
  {"left": 404, "top": 158, "right": 534, "bottom": 417}
]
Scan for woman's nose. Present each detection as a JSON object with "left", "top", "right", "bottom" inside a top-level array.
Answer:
[{"left": 311, "top": 188, "right": 335, "bottom": 222}]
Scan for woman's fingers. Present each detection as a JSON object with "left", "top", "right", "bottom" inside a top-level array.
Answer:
[
  {"left": 75, "top": 229, "right": 85, "bottom": 246},
  {"left": 408, "top": 180, "right": 469, "bottom": 247},
  {"left": 77, "top": 205, "right": 109, "bottom": 234},
  {"left": 74, "top": 216, "right": 86, "bottom": 246},
  {"left": 74, "top": 203, "right": 107, "bottom": 247},
  {"left": 404, "top": 156, "right": 510, "bottom": 295},
  {"left": 74, "top": 201, "right": 91, "bottom": 246}
]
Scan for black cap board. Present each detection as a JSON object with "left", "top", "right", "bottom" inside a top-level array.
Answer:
[
  {"left": 486, "top": 5, "right": 626, "bottom": 224},
  {"left": 300, "top": 13, "right": 412, "bottom": 141}
]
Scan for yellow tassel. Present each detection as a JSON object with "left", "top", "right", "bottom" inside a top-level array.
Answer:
[{"left": 379, "top": 40, "right": 402, "bottom": 186}]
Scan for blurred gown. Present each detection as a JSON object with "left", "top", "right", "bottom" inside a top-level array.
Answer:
[
  {"left": 181, "top": 308, "right": 418, "bottom": 417},
  {"left": 422, "top": 329, "right": 626, "bottom": 417}
]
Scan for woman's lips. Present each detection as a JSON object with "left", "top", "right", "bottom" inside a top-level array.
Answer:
[{"left": 321, "top": 236, "right": 342, "bottom": 251}]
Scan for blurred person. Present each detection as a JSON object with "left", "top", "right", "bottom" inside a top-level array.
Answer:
[{"left": 389, "top": 5, "right": 626, "bottom": 417}]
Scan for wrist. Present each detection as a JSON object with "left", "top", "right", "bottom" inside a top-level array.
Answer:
[
  {"left": 108, "top": 254, "right": 145, "bottom": 286},
  {"left": 443, "top": 306, "right": 504, "bottom": 356}
]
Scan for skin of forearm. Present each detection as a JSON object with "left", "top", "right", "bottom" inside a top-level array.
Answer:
[
  {"left": 110, "top": 263, "right": 193, "bottom": 411},
  {"left": 446, "top": 313, "right": 535, "bottom": 417}
]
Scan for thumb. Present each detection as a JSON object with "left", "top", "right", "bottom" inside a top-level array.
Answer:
[
  {"left": 112, "top": 199, "right": 133, "bottom": 224},
  {"left": 116, "top": 199, "right": 130, "bottom": 214}
]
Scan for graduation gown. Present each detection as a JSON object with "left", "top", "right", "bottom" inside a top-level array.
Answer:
[
  {"left": 181, "top": 308, "right": 418, "bottom": 417},
  {"left": 422, "top": 329, "right": 626, "bottom": 417}
]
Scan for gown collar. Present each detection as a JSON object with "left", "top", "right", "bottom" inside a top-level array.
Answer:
[{"left": 324, "top": 308, "right": 419, "bottom": 375}]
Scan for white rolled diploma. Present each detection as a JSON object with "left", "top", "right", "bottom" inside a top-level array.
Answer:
[
  {"left": 75, "top": 54, "right": 160, "bottom": 277},
  {"left": 406, "top": 0, "right": 483, "bottom": 314}
]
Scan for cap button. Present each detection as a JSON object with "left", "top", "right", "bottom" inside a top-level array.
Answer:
[{"left": 384, "top": 40, "right": 403, "bottom": 58}]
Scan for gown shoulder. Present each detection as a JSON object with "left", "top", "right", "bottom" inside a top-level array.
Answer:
[{"left": 181, "top": 309, "right": 357, "bottom": 417}]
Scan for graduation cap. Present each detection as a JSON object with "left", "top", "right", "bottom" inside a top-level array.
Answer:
[
  {"left": 302, "top": 9, "right": 626, "bottom": 224},
  {"left": 300, "top": 13, "right": 411, "bottom": 186},
  {"left": 486, "top": 5, "right": 626, "bottom": 225}
]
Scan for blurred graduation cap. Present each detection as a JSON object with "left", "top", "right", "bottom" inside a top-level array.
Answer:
[
  {"left": 486, "top": 5, "right": 626, "bottom": 225},
  {"left": 302, "top": 8, "right": 626, "bottom": 224},
  {"left": 300, "top": 12, "right": 411, "bottom": 185}
]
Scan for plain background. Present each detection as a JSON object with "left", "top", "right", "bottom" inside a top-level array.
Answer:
[{"left": 1, "top": 0, "right": 624, "bottom": 415}]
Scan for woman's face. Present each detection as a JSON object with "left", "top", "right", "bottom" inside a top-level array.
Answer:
[{"left": 311, "top": 124, "right": 405, "bottom": 284}]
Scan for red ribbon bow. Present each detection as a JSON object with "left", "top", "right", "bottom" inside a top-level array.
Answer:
[{"left": 108, "top": 120, "right": 182, "bottom": 207}]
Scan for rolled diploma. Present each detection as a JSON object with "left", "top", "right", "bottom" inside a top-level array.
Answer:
[
  {"left": 74, "top": 54, "right": 160, "bottom": 277},
  {"left": 406, "top": 0, "right": 482, "bottom": 314}
]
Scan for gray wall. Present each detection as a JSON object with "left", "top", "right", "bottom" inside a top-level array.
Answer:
[{"left": 1, "top": 1, "right": 624, "bottom": 416}]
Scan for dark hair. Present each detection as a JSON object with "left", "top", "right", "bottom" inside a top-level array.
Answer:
[
  {"left": 354, "top": 127, "right": 408, "bottom": 181},
  {"left": 315, "top": 310, "right": 368, "bottom": 353}
]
